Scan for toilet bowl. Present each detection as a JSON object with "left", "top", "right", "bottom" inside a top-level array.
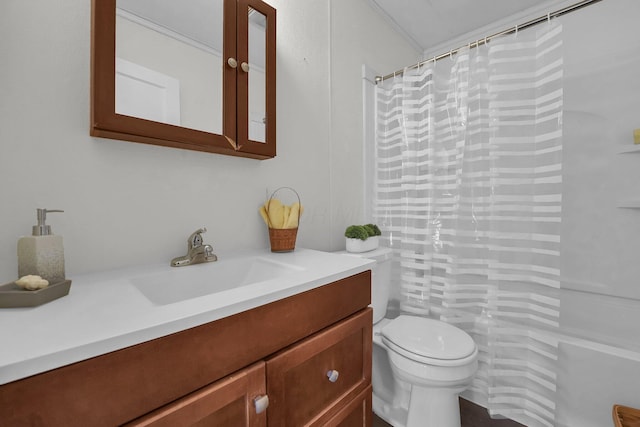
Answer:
[{"left": 337, "top": 247, "right": 478, "bottom": 427}]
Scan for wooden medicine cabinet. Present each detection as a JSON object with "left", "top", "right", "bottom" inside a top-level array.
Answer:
[{"left": 91, "top": 0, "right": 276, "bottom": 159}]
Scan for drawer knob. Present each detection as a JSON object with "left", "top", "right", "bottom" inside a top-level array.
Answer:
[
  {"left": 326, "top": 369, "right": 340, "bottom": 383},
  {"left": 254, "top": 395, "right": 269, "bottom": 414}
]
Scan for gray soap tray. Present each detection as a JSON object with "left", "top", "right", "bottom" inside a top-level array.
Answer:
[{"left": 0, "top": 280, "right": 72, "bottom": 308}]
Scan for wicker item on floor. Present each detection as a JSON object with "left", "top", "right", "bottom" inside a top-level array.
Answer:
[{"left": 614, "top": 405, "right": 640, "bottom": 427}]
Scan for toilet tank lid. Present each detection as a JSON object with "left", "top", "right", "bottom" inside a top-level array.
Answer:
[
  {"left": 335, "top": 247, "right": 393, "bottom": 262},
  {"left": 381, "top": 315, "right": 476, "bottom": 361}
]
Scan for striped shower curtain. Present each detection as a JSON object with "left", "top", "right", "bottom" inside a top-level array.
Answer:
[{"left": 373, "top": 22, "right": 563, "bottom": 427}]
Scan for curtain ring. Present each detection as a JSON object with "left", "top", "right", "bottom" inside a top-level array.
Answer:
[
  {"left": 450, "top": 50, "right": 453, "bottom": 60},
  {"left": 433, "top": 56, "right": 437, "bottom": 67},
  {"left": 515, "top": 24, "right": 518, "bottom": 37},
  {"left": 547, "top": 12, "right": 551, "bottom": 23}
]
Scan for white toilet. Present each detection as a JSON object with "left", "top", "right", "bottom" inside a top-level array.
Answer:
[{"left": 340, "top": 247, "right": 478, "bottom": 427}]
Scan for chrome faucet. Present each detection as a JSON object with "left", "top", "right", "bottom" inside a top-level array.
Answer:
[{"left": 170, "top": 228, "right": 218, "bottom": 267}]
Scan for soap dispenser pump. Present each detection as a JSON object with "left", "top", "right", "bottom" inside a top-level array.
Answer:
[{"left": 18, "top": 209, "right": 65, "bottom": 284}]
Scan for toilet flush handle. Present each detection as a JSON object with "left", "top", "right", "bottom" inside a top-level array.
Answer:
[{"left": 326, "top": 370, "right": 340, "bottom": 383}]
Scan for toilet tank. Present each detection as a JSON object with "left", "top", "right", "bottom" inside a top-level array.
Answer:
[{"left": 336, "top": 247, "right": 393, "bottom": 324}]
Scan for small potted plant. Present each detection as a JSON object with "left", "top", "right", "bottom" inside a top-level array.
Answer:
[{"left": 344, "top": 224, "right": 381, "bottom": 253}]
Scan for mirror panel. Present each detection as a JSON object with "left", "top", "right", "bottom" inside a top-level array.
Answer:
[
  {"left": 248, "top": 7, "right": 266, "bottom": 143},
  {"left": 115, "top": 0, "right": 224, "bottom": 134}
]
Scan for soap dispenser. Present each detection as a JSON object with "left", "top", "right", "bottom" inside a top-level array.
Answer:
[{"left": 17, "top": 209, "right": 65, "bottom": 284}]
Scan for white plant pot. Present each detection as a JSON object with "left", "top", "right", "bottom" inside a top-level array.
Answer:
[{"left": 346, "top": 236, "right": 379, "bottom": 253}]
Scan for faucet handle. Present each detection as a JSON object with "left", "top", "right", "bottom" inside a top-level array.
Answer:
[{"left": 188, "top": 227, "right": 207, "bottom": 249}]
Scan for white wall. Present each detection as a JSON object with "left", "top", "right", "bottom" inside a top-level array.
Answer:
[
  {"left": 329, "top": 0, "right": 419, "bottom": 249},
  {"left": 0, "top": 0, "right": 417, "bottom": 283}
]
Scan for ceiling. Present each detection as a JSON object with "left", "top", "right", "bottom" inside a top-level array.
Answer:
[
  {"left": 370, "top": 0, "right": 569, "bottom": 52},
  {"left": 117, "top": 0, "right": 572, "bottom": 58}
]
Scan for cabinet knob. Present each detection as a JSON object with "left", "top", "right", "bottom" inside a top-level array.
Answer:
[
  {"left": 241, "top": 62, "right": 250, "bottom": 73},
  {"left": 227, "top": 57, "right": 238, "bottom": 68},
  {"left": 254, "top": 395, "right": 269, "bottom": 414},
  {"left": 326, "top": 370, "right": 340, "bottom": 383}
]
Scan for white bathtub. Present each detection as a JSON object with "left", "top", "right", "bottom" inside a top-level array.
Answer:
[
  {"left": 555, "top": 338, "right": 640, "bottom": 427},
  {"left": 461, "top": 284, "right": 640, "bottom": 427},
  {"left": 554, "top": 285, "right": 640, "bottom": 427}
]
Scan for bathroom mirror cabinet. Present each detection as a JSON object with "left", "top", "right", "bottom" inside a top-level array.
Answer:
[{"left": 91, "top": 0, "right": 276, "bottom": 159}]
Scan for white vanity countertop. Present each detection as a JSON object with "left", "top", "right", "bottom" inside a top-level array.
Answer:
[{"left": 0, "top": 248, "right": 374, "bottom": 385}]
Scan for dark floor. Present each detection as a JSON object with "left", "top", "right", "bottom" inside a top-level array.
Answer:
[{"left": 372, "top": 397, "right": 525, "bottom": 427}]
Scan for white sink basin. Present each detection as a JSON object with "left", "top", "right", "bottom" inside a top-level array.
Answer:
[{"left": 131, "top": 256, "right": 303, "bottom": 305}]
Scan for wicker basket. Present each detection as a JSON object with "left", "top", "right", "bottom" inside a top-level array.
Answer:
[
  {"left": 613, "top": 405, "right": 640, "bottom": 427},
  {"left": 268, "top": 227, "right": 298, "bottom": 253},
  {"left": 266, "top": 187, "right": 301, "bottom": 253}
]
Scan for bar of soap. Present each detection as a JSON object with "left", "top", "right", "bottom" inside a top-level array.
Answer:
[{"left": 15, "top": 275, "right": 49, "bottom": 291}]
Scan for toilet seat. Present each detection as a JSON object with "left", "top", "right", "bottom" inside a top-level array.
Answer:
[{"left": 381, "top": 315, "right": 477, "bottom": 367}]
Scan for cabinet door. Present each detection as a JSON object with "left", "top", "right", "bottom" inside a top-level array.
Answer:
[
  {"left": 125, "top": 362, "right": 267, "bottom": 427},
  {"left": 235, "top": 0, "right": 276, "bottom": 158},
  {"left": 315, "top": 385, "right": 372, "bottom": 427},
  {"left": 266, "top": 309, "right": 373, "bottom": 427}
]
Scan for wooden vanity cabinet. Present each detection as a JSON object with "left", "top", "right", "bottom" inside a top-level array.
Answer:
[
  {"left": 0, "top": 271, "right": 372, "bottom": 427},
  {"left": 127, "top": 309, "right": 372, "bottom": 427}
]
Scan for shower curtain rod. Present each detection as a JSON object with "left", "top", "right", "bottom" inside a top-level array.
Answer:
[{"left": 375, "top": 0, "right": 602, "bottom": 83}]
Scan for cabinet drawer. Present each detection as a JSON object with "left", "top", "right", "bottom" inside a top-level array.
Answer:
[{"left": 266, "top": 309, "right": 372, "bottom": 427}]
